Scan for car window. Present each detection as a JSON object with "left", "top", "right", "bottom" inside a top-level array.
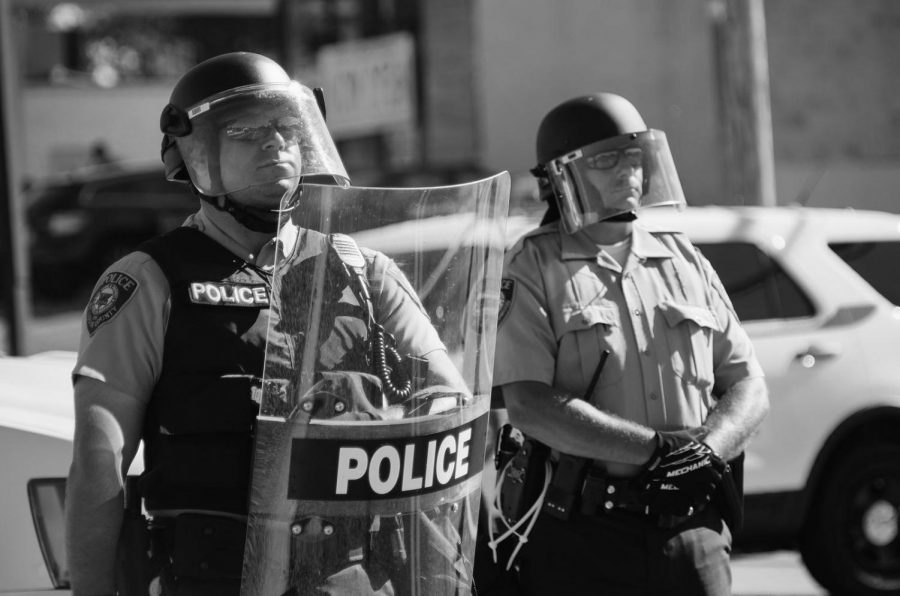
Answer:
[
  {"left": 695, "top": 242, "right": 814, "bottom": 322},
  {"left": 830, "top": 241, "right": 900, "bottom": 306}
]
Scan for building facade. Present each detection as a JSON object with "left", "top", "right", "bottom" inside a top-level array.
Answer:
[{"left": 13, "top": 0, "right": 900, "bottom": 212}]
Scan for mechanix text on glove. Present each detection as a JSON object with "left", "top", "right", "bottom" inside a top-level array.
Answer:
[{"left": 639, "top": 431, "right": 727, "bottom": 519}]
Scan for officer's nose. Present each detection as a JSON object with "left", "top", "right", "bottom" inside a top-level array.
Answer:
[
  {"left": 262, "top": 128, "right": 287, "bottom": 152},
  {"left": 615, "top": 160, "right": 639, "bottom": 179}
]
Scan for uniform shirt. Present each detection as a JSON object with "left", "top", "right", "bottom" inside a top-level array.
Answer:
[
  {"left": 494, "top": 219, "right": 763, "bottom": 438},
  {"left": 73, "top": 203, "right": 446, "bottom": 405}
]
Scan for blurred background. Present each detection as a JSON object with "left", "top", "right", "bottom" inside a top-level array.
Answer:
[{"left": 2, "top": 0, "right": 899, "bottom": 353}]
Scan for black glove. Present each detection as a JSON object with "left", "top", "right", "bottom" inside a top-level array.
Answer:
[{"left": 639, "top": 431, "right": 726, "bottom": 519}]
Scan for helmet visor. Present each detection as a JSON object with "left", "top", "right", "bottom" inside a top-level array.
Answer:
[
  {"left": 175, "top": 81, "right": 349, "bottom": 196},
  {"left": 546, "top": 129, "right": 686, "bottom": 233}
]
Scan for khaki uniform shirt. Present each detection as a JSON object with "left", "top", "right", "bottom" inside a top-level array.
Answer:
[{"left": 494, "top": 220, "right": 763, "bottom": 469}]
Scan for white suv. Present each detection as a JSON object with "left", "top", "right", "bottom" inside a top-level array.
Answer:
[
  {"left": 0, "top": 352, "right": 143, "bottom": 595},
  {"left": 642, "top": 206, "right": 900, "bottom": 596},
  {"left": 0, "top": 351, "right": 77, "bottom": 594}
]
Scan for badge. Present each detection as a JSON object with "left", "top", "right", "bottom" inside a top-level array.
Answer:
[
  {"left": 86, "top": 272, "right": 139, "bottom": 335},
  {"left": 498, "top": 278, "right": 515, "bottom": 325},
  {"left": 188, "top": 282, "right": 269, "bottom": 307}
]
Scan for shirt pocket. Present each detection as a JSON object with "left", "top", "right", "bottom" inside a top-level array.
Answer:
[
  {"left": 658, "top": 301, "right": 720, "bottom": 388},
  {"left": 556, "top": 302, "right": 624, "bottom": 395}
]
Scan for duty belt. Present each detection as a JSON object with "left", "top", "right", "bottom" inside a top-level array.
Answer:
[
  {"left": 559, "top": 463, "right": 697, "bottom": 529},
  {"left": 578, "top": 467, "right": 648, "bottom": 518}
]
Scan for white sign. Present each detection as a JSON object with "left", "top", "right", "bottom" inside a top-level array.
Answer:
[{"left": 317, "top": 32, "right": 417, "bottom": 137}]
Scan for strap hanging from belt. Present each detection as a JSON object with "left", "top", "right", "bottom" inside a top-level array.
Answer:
[{"left": 487, "top": 457, "right": 553, "bottom": 571}]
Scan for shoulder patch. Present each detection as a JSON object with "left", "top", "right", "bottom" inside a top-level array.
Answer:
[
  {"left": 498, "top": 278, "right": 516, "bottom": 325},
  {"left": 507, "top": 223, "right": 557, "bottom": 255},
  {"left": 86, "top": 271, "right": 139, "bottom": 336}
]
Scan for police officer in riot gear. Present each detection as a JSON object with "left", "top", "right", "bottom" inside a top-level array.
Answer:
[
  {"left": 488, "top": 93, "right": 769, "bottom": 595},
  {"left": 65, "top": 52, "right": 468, "bottom": 596}
]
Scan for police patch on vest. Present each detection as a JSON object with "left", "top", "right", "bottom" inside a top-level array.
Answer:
[
  {"left": 188, "top": 282, "right": 269, "bottom": 307},
  {"left": 86, "top": 272, "right": 139, "bottom": 336},
  {"left": 287, "top": 413, "right": 488, "bottom": 501},
  {"left": 498, "top": 278, "right": 515, "bottom": 325}
]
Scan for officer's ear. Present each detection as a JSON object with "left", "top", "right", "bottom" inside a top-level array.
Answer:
[
  {"left": 537, "top": 179, "right": 556, "bottom": 203},
  {"left": 530, "top": 164, "right": 556, "bottom": 203}
]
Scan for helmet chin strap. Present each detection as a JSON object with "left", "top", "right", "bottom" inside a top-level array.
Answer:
[
  {"left": 195, "top": 185, "right": 301, "bottom": 234},
  {"left": 216, "top": 195, "right": 281, "bottom": 233},
  {"left": 604, "top": 210, "right": 638, "bottom": 222}
]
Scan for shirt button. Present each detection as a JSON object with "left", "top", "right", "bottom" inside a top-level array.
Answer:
[
  {"left": 649, "top": 392, "right": 658, "bottom": 400},
  {"left": 633, "top": 309, "right": 642, "bottom": 316}
]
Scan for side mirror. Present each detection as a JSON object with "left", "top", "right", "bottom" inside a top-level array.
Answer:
[{"left": 27, "top": 477, "right": 69, "bottom": 589}]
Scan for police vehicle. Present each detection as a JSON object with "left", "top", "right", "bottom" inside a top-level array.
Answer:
[
  {"left": 0, "top": 351, "right": 143, "bottom": 595},
  {"left": 5, "top": 205, "right": 900, "bottom": 596},
  {"left": 0, "top": 351, "right": 75, "bottom": 594}
]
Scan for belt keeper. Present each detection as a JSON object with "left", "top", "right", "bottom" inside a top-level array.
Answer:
[{"left": 579, "top": 468, "right": 609, "bottom": 516}]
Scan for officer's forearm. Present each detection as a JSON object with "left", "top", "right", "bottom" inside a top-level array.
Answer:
[
  {"left": 423, "top": 349, "right": 470, "bottom": 395},
  {"left": 699, "top": 376, "right": 769, "bottom": 460},
  {"left": 66, "top": 459, "right": 124, "bottom": 595},
  {"left": 502, "top": 380, "right": 657, "bottom": 465}
]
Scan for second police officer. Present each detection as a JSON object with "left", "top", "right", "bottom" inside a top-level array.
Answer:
[{"left": 490, "top": 92, "right": 770, "bottom": 595}]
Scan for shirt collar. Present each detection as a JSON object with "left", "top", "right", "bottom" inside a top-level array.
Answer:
[
  {"left": 185, "top": 202, "right": 299, "bottom": 268},
  {"left": 560, "top": 220, "right": 674, "bottom": 263},
  {"left": 631, "top": 221, "right": 676, "bottom": 260}
]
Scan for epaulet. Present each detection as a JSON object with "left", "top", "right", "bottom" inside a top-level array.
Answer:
[
  {"left": 640, "top": 219, "right": 686, "bottom": 237},
  {"left": 519, "top": 221, "right": 558, "bottom": 240},
  {"left": 505, "top": 221, "right": 557, "bottom": 261}
]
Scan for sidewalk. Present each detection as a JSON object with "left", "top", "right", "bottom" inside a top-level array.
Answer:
[{"left": 732, "top": 551, "right": 827, "bottom": 595}]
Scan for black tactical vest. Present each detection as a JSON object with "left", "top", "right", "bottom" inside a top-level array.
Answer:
[{"left": 137, "top": 226, "right": 372, "bottom": 513}]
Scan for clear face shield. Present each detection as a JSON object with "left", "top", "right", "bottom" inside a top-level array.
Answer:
[
  {"left": 175, "top": 81, "right": 349, "bottom": 201},
  {"left": 545, "top": 129, "right": 686, "bottom": 234}
]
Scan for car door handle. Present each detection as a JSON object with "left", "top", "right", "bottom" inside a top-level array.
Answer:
[{"left": 795, "top": 344, "right": 842, "bottom": 367}]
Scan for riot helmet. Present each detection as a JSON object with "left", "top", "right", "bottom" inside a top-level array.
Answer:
[
  {"left": 532, "top": 93, "right": 685, "bottom": 233},
  {"left": 159, "top": 52, "right": 349, "bottom": 198}
]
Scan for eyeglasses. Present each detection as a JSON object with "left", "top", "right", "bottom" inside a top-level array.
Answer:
[
  {"left": 223, "top": 117, "right": 305, "bottom": 142},
  {"left": 585, "top": 147, "right": 644, "bottom": 170}
]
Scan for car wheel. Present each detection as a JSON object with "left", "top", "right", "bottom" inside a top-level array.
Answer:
[{"left": 801, "top": 443, "right": 900, "bottom": 595}]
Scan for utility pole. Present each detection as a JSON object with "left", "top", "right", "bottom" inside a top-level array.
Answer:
[
  {"left": 711, "top": 0, "right": 777, "bottom": 206},
  {"left": 0, "top": 0, "right": 30, "bottom": 355}
]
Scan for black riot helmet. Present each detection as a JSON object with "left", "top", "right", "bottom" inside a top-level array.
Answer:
[
  {"left": 532, "top": 92, "right": 685, "bottom": 233},
  {"left": 159, "top": 52, "right": 348, "bottom": 196}
]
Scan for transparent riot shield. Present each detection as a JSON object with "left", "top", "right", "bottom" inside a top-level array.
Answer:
[{"left": 241, "top": 173, "right": 511, "bottom": 595}]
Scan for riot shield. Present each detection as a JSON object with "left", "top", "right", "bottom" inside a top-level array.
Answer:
[{"left": 241, "top": 173, "right": 511, "bottom": 595}]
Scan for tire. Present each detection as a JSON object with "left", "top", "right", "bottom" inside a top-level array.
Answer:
[{"left": 801, "top": 443, "right": 900, "bottom": 595}]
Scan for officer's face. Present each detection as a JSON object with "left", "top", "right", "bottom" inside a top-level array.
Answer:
[
  {"left": 583, "top": 145, "right": 644, "bottom": 212},
  {"left": 218, "top": 105, "right": 303, "bottom": 207}
]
